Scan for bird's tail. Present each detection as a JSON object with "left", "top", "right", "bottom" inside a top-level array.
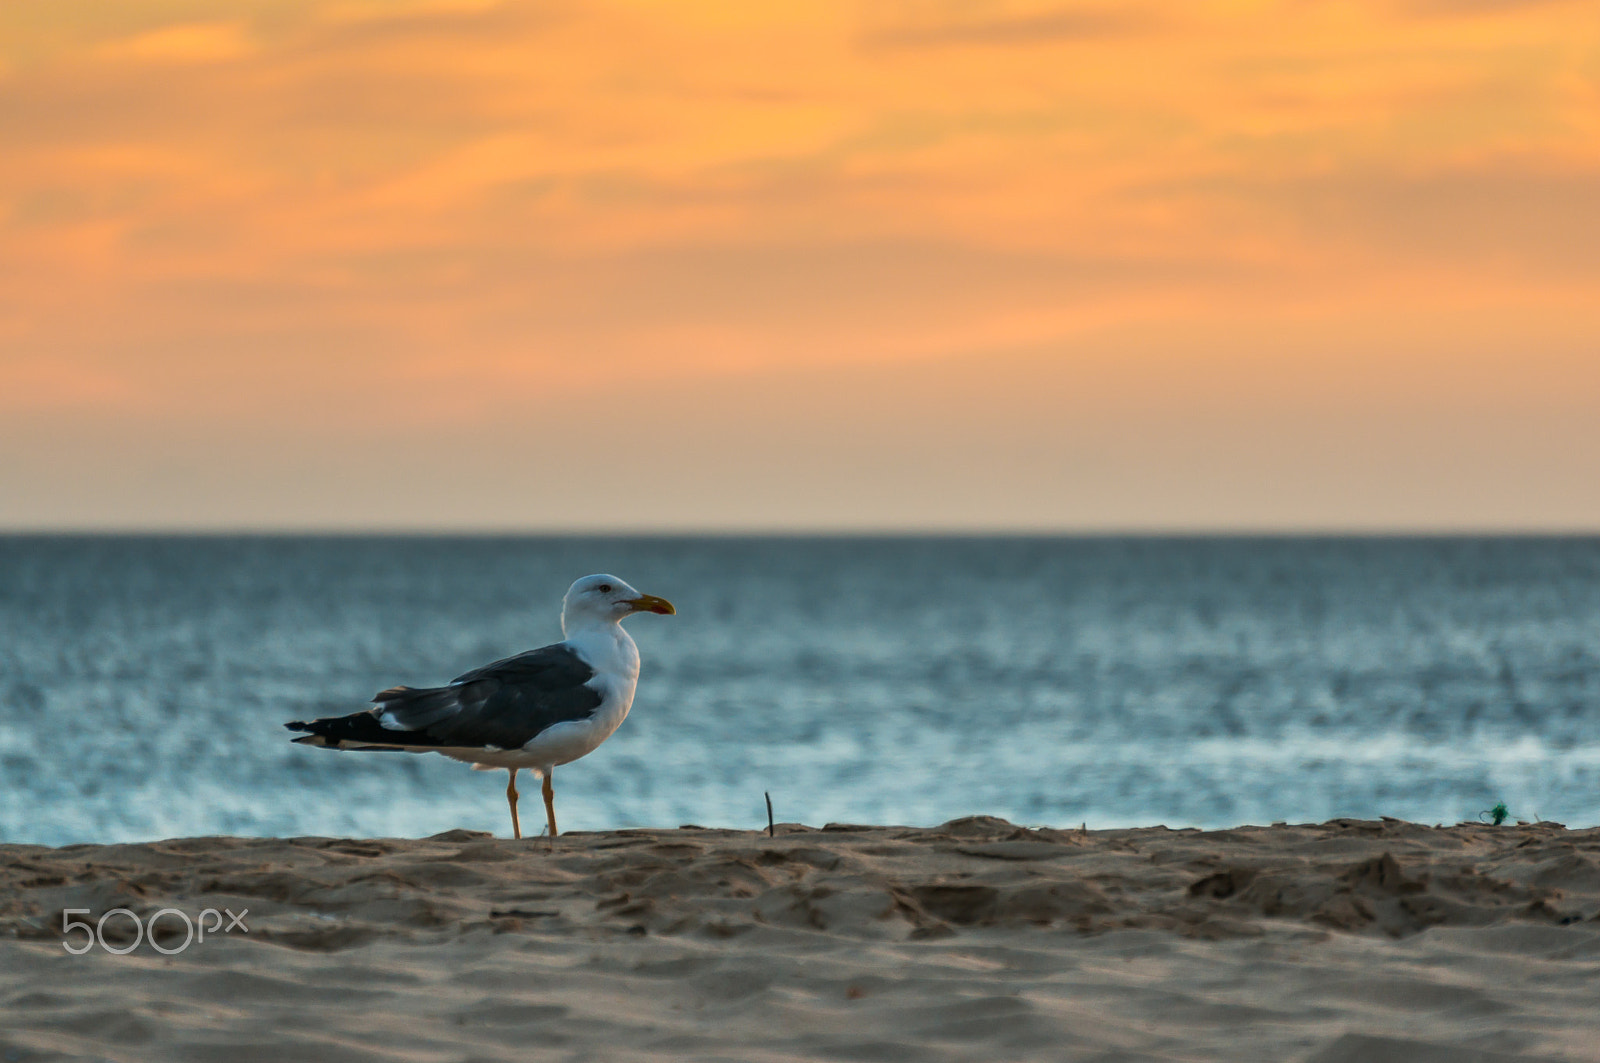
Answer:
[{"left": 284, "top": 705, "right": 444, "bottom": 751}]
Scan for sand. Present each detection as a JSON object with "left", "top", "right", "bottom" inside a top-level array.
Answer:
[{"left": 3, "top": 816, "right": 1598, "bottom": 1062}]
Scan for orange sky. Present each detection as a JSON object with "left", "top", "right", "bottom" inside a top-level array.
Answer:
[{"left": 2, "top": 0, "right": 1597, "bottom": 530}]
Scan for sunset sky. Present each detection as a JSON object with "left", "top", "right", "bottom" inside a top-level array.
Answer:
[{"left": 3, "top": 0, "right": 1597, "bottom": 531}]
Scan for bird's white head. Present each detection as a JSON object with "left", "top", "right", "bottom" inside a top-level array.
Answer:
[{"left": 561, "top": 573, "right": 676, "bottom": 636}]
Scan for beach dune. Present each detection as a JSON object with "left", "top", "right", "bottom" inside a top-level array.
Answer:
[{"left": 3, "top": 817, "right": 1598, "bottom": 1062}]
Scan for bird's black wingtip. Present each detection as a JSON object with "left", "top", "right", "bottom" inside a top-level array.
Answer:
[{"left": 284, "top": 720, "right": 310, "bottom": 732}]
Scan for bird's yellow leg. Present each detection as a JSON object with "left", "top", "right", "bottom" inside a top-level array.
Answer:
[
  {"left": 542, "top": 770, "right": 558, "bottom": 842},
  {"left": 506, "top": 768, "right": 521, "bottom": 840}
]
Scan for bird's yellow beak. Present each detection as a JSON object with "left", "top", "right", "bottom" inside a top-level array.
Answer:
[{"left": 626, "top": 594, "right": 676, "bottom": 615}]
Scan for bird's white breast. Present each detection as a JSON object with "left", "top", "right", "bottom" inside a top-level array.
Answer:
[
  {"left": 515, "top": 623, "right": 639, "bottom": 770},
  {"left": 567, "top": 623, "right": 642, "bottom": 686}
]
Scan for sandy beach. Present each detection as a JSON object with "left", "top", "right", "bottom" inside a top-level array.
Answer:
[{"left": 3, "top": 816, "right": 1598, "bottom": 1062}]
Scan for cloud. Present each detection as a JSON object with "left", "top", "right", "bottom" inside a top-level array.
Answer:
[
  {"left": 1399, "top": 0, "right": 1581, "bottom": 17},
  {"left": 1189, "top": 163, "right": 1600, "bottom": 276},
  {"left": 96, "top": 22, "right": 255, "bottom": 65},
  {"left": 0, "top": 358, "right": 141, "bottom": 413},
  {"left": 863, "top": 7, "right": 1154, "bottom": 49}
]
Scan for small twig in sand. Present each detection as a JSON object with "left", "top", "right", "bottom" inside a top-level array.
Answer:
[{"left": 765, "top": 791, "right": 775, "bottom": 837}]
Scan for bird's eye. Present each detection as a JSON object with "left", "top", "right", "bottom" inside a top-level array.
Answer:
[{"left": 597, "top": 584, "right": 612, "bottom": 593}]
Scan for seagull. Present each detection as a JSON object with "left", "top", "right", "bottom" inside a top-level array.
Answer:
[{"left": 285, "top": 574, "right": 674, "bottom": 840}]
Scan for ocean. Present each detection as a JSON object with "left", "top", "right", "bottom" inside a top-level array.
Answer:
[{"left": 2, "top": 535, "right": 1597, "bottom": 846}]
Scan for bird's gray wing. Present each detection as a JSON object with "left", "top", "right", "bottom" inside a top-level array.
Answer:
[{"left": 368, "top": 643, "right": 604, "bottom": 750}]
